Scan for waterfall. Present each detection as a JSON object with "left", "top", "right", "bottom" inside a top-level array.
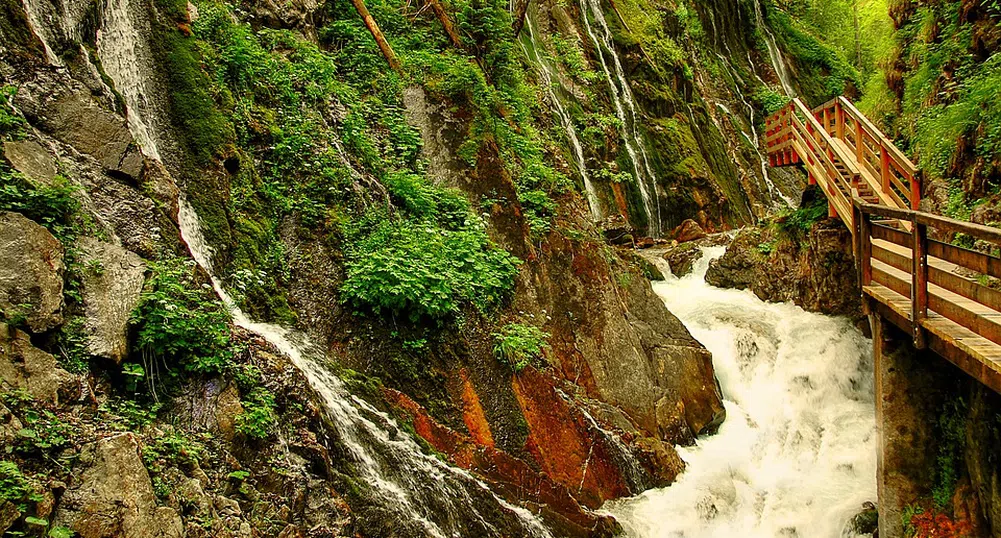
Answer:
[
  {"left": 578, "top": 0, "right": 661, "bottom": 236},
  {"left": 605, "top": 246, "right": 876, "bottom": 537},
  {"left": 96, "top": 0, "right": 165, "bottom": 160},
  {"left": 178, "top": 201, "right": 554, "bottom": 538},
  {"left": 60, "top": 0, "right": 556, "bottom": 532},
  {"left": 752, "top": 0, "right": 796, "bottom": 97},
  {"left": 517, "top": 8, "right": 603, "bottom": 222}
]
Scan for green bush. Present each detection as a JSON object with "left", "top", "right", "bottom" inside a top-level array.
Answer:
[
  {"left": 235, "top": 387, "right": 277, "bottom": 440},
  {"left": 342, "top": 216, "right": 520, "bottom": 321},
  {"left": 130, "top": 259, "right": 233, "bottom": 374},
  {"left": 0, "top": 170, "right": 80, "bottom": 236},
  {"left": 0, "top": 461, "right": 35, "bottom": 510},
  {"left": 492, "top": 323, "right": 550, "bottom": 372},
  {"left": 0, "top": 85, "right": 26, "bottom": 139}
]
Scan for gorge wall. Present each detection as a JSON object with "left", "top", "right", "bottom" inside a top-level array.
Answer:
[{"left": 0, "top": 0, "right": 828, "bottom": 534}]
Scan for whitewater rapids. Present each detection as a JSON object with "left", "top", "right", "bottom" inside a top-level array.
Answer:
[{"left": 605, "top": 247, "right": 876, "bottom": 538}]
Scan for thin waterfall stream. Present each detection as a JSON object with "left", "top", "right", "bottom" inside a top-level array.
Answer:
[
  {"left": 578, "top": 0, "right": 662, "bottom": 236},
  {"left": 517, "top": 6, "right": 603, "bottom": 221},
  {"left": 606, "top": 247, "right": 876, "bottom": 537},
  {"left": 753, "top": 0, "right": 797, "bottom": 97}
]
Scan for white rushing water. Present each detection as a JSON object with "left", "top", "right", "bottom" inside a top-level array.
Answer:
[
  {"left": 606, "top": 248, "right": 876, "bottom": 538},
  {"left": 63, "top": 0, "right": 554, "bottom": 530},
  {"left": 178, "top": 200, "right": 554, "bottom": 538},
  {"left": 753, "top": 0, "right": 797, "bottom": 97},
  {"left": 578, "top": 0, "right": 662, "bottom": 236},
  {"left": 517, "top": 9, "right": 603, "bottom": 221}
]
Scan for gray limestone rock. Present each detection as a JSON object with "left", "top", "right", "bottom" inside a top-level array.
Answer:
[
  {"left": 0, "top": 212, "right": 64, "bottom": 333},
  {"left": 53, "top": 433, "right": 184, "bottom": 538},
  {"left": 0, "top": 322, "right": 74, "bottom": 404},
  {"left": 78, "top": 237, "right": 146, "bottom": 363},
  {"left": 3, "top": 139, "right": 58, "bottom": 186}
]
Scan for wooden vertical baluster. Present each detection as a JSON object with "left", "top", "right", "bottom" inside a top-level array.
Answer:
[
  {"left": 856, "top": 119, "right": 865, "bottom": 165},
  {"left": 910, "top": 170, "right": 921, "bottom": 210},
  {"left": 824, "top": 108, "right": 831, "bottom": 136},
  {"left": 836, "top": 100, "right": 845, "bottom": 140},
  {"left": 912, "top": 219, "right": 928, "bottom": 349}
]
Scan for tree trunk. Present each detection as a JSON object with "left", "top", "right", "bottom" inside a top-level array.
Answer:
[
  {"left": 350, "top": 0, "right": 402, "bottom": 72},
  {"left": 425, "top": 0, "right": 463, "bottom": 47},
  {"left": 853, "top": 0, "right": 862, "bottom": 68},
  {"left": 512, "top": 0, "right": 529, "bottom": 37}
]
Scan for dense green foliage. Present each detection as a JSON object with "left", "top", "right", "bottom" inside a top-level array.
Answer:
[
  {"left": 130, "top": 259, "right": 233, "bottom": 374},
  {"left": 492, "top": 323, "right": 550, "bottom": 372},
  {"left": 235, "top": 387, "right": 277, "bottom": 439},
  {"left": 858, "top": 0, "right": 1001, "bottom": 212},
  {"left": 933, "top": 397, "right": 967, "bottom": 509}
]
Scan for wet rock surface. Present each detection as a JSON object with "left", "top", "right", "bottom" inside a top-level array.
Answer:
[{"left": 705, "top": 219, "right": 861, "bottom": 317}]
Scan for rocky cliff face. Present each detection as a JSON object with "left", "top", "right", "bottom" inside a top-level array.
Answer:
[{"left": 0, "top": 0, "right": 815, "bottom": 534}]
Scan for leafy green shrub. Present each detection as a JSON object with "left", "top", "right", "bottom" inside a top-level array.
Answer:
[
  {"left": 0, "top": 170, "right": 80, "bottom": 235},
  {"left": 492, "top": 323, "right": 550, "bottom": 372},
  {"left": 0, "top": 85, "right": 26, "bottom": 139},
  {"left": 754, "top": 88, "right": 791, "bottom": 116},
  {"left": 776, "top": 195, "right": 828, "bottom": 236},
  {"left": 2, "top": 395, "right": 75, "bottom": 456},
  {"left": 235, "top": 388, "right": 277, "bottom": 440},
  {"left": 130, "top": 259, "right": 233, "bottom": 374},
  {"left": 143, "top": 432, "right": 204, "bottom": 472},
  {"left": 342, "top": 217, "right": 520, "bottom": 321},
  {"left": 0, "top": 461, "right": 36, "bottom": 510}
]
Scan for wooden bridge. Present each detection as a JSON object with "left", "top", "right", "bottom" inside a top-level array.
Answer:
[{"left": 765, "top": 97, "right": 1001, "bottom": 394}]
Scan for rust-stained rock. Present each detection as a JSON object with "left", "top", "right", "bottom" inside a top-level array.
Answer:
[
  {"left": 460, "top": 369, "right": 495, "bottom": 447},
  {"left": 512, "top": 368, "right": 631, "bottom": 508},
  {"left": 382, "top": 387, "right": 620, "bottom": 538}
]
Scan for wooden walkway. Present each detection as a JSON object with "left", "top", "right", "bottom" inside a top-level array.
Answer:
[{"left": 765, "top": 97, "right": 1001, "bottom": 394}]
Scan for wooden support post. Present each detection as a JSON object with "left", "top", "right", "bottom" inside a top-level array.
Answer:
[
  {"left": 809, "top": 171, "right": 817, "bottom": 186},
  {"left": 861, "top": 211, "right": 873, "bottom": 288},
  {"left": 829, "top": 200, "right": 837, "bottom": 219},
  {"left": 910, "top": 173, "right": 921, "bottom": 210},
  {"left": 880, "top": 144, "right": 891, "bottom": 193},
  {"left": 912, "top": 220, "right": 928, "bottom": 349},
  {"left": 835, "top": 101, "right": 845, "bottom": 140},
  {"left": 823, "top": 108, "right": 831, "bottom": 136},
  {"left": 856, "top": 121, "right": 865, "bottom": 164}
]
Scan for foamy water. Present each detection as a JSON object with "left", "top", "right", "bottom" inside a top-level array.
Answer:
[{"left": 605, "top": 247, "right": 876, "bottom": 538}]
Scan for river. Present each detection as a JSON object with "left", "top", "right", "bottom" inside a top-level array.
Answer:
[{"left": 606, "top": 247, "right": 876, "bottom": 538}]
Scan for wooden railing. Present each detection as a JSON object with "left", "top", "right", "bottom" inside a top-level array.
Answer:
[
  {"left": 853, "top": 201, "right": 1001, "bottom": 392},
  {"left": 767, "top": 96, "right": 1001, "bottom": 393},
  {"left": 815, "top": 97, "right": 920, "bottom": 210},
  {"left": 765, "top": 98, "right": 861, "bottom": 225}
]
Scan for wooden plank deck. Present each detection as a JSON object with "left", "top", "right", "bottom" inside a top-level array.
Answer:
[{"left": 766, "top": 96, "right": 1001, "bottom": 394}]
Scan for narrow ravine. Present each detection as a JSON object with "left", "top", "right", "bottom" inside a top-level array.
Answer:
[{"left": 606, "top": 247, "right": 876, "bottom": 537}]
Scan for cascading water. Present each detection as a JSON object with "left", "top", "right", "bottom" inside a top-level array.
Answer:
[
  {"left": 55, "top": 0, "right": 555, "bottom": 532},
  {"left": 178, "top": 201, "right": 554, "bottom": 538},
  {"left": 517, "top": 8, "right": 603, "bottom": 221},
  {"left": 606, "top": 248, "right": 876, "bottom": 537},
  {"left": 578, "top": 0, "right": 661, "bottom": 236},
  {"left": 753, "top": 0, "right": 796, "bottom": 97}
]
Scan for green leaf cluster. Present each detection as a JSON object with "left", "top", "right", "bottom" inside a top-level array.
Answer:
[
  {"left": 130, "top": 259, "right": 233, "bottom": 374},
  {"left": 492, "top": 323, "right": 550, "bottom": 372},
  {"left": 235, "top": 388, "right": 277, "bottom": 440}
]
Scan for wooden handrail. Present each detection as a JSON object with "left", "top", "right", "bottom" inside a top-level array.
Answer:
[
  {"left": 855, "top": 200, "right": 1001, "bottom": 246},
  {"left": 791, "top": 99, "right": 861, "bottom": 176},
  {"left": 837, "top": 97, "right": 917, "bottom": 176}
]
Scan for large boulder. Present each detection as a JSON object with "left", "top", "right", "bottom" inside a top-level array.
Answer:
[
  {"left": 78, "top": 237, "right": 146, "bottom": 363},
  {"left": 0, "top": 212, "right": 64, "bottom": 333},
  {"left": 53, "top": 433, "right": 183, "bottom": 538},
  {"left": 3, "top": 139, "right": 58, "bottom": 186},
  {"left": 0, "top": 322, "right": 74, "bottom": 404},
  {"left": 673, "top": 219, "right": 707, "bottom": 243}
]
